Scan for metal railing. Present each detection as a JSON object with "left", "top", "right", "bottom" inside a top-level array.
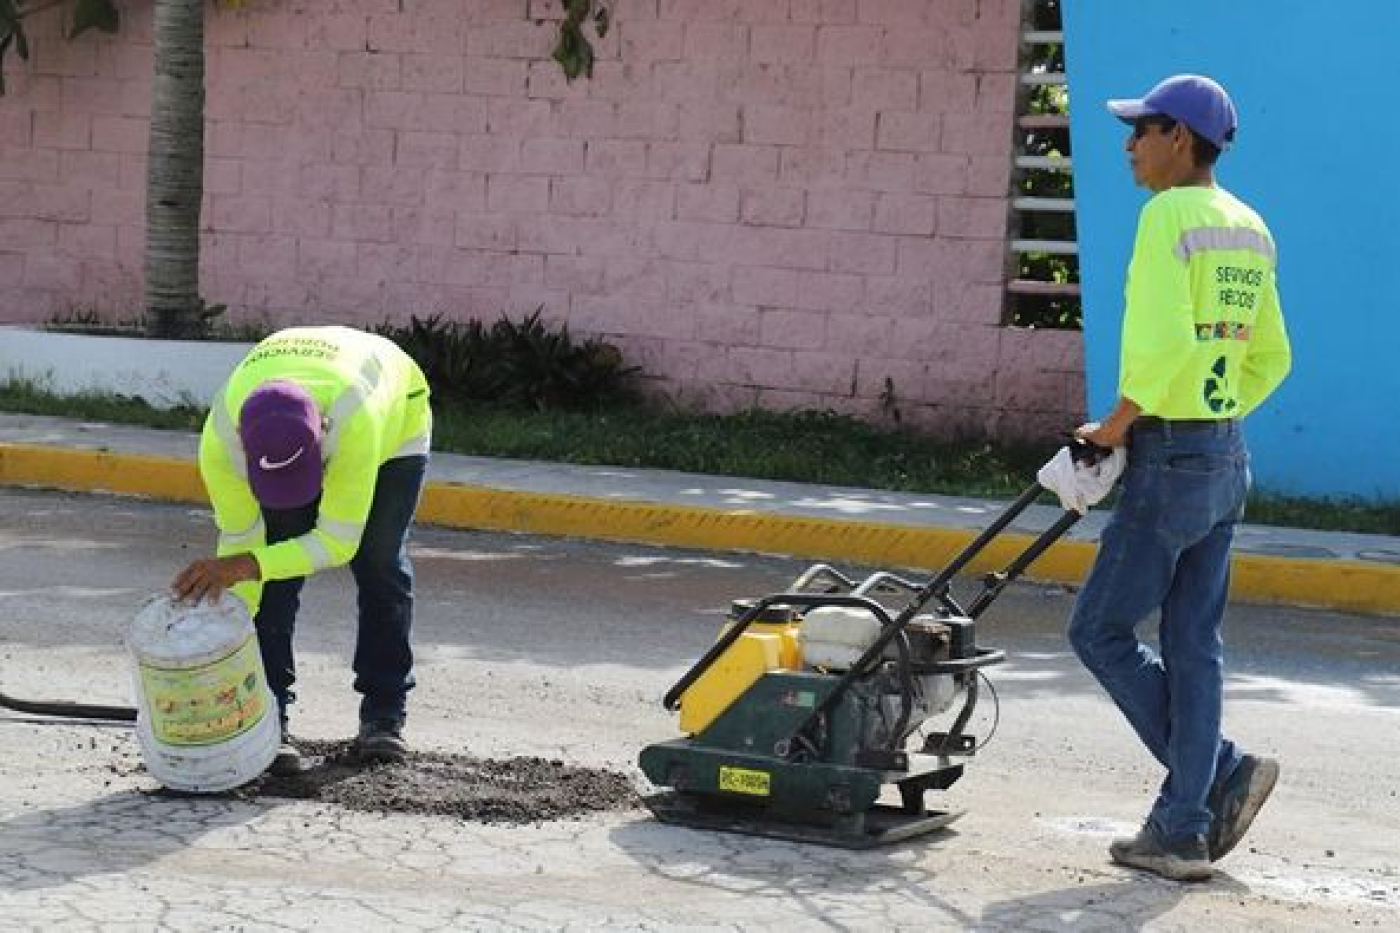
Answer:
[{"left": 1006, "top": 11, "right": 1081, "bottom": 321}]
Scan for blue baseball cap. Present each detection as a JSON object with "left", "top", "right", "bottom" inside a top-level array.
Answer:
[{"left": 1107, "top": 74, "right": 1237, "bottom": 150}]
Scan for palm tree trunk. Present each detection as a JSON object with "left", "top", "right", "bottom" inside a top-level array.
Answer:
[{"left": 145, "top": 0, "right": 205, "bottom": 339}]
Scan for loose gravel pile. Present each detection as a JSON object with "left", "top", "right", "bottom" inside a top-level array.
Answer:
[{"left": 240, "top": 739, "right": 642, "bottom": 824}]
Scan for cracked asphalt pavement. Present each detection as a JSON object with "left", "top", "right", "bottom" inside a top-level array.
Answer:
[{"left": 2, "top": 487, "right": 1397, "bottom": 931}]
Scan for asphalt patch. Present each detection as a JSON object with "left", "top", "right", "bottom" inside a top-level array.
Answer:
[{"left": 233, "top": 738, "right": 643, "bottom": 824}]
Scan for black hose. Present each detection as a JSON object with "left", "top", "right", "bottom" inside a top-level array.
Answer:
[
  {"left": 0, "top": 689, "right": 137, "bottom": 722},
  {"left": 970, "top": 670, "right": 1001, "bottom": 753}
]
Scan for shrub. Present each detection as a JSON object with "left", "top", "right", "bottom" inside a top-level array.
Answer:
[{"left": 376, "top": 308, "right": 639, "bottom": 412}]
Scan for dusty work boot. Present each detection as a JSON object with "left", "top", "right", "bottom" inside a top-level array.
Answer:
[
  {"left": 265, "top": 713, "right": 303, "bottom": 777},
  {"left": 268, "top": 736, "right": 303, "bottom": 777},
  {"left": 1208, "top": 754, "right": 1280, "bottom": 861},
  {"left": 1109, "top": 824, "right": 1213, "bottom": 882},
  {"left": 355, "top": 720, "right": 409, "bottom": 763}
]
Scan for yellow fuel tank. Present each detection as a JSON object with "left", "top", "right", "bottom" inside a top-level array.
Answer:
[{"left": 678, "top": 601, "right": 802, "bottom": 735}]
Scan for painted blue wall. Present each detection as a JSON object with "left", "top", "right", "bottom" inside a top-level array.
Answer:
[{"left": 1063, "top": 0, "right": 1398, "bottom": 499}]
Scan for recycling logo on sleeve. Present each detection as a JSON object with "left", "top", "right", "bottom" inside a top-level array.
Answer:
[{"left": 1203, "top": 355, "right": 1238, "bottom": 414}]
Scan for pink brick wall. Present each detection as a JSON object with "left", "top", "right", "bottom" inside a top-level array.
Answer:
[{"left": 0, "top": 0, "right": 1084, "bottom": 440}]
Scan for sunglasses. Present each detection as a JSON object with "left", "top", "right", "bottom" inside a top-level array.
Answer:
[{"left": 1131, "top": 117, "right": 1178, "bottom": 139}]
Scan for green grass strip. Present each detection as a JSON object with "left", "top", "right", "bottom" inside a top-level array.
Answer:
[{"left": 1, "top": 380, "right": 1395, "bottom": 536}]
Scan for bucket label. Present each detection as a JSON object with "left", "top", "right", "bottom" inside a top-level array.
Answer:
[{"left": 139, "top": 635, "right": 269, "bottom": 747}]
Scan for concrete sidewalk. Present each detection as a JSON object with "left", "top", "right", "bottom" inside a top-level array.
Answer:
[{"left": 1, "top": 411, "right": 1397, "bottom": 616}]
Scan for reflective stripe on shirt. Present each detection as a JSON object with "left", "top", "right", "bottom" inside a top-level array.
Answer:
[
  {"left": 218, "top": 517, "right": 264, "bottom": 551},
  {"left": 1173, "top": 226, "right": 1276, "bottom": 264},
  {"left": 317, "top": 515, "right": 365, "bottom": 541},
  {"left": 301, "top": 532, "right": 337, "bottom": 573},
  {"left": 321, "top": 353, "right": 386, "bottom": 460},
  {"left": 209, "top": 391, "right": 248, "bottom": 479},
  {"left": 390, "top": 430, "right": 432, "bottom": 459}
]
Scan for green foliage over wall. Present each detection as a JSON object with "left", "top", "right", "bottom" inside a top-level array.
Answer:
[
  {"left": 1, "top": 0, "right": 613, "bottom": 96},
  {"left": 0, "top": 0, "right": 119, "bottom": 93},
  {"left": 375, "top": 310, "right": 640, "bottom": 413}
]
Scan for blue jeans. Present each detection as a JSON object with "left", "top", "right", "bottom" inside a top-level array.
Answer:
[
  {"left": 255, "top": 454, "right": 428, "bottom": 729},
  {"left": 1067, "top": 420, "right": 1249, "bottom": 841}
]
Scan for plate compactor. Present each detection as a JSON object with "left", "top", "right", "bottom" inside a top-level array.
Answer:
[{"left": 639, "top": 466, "right": 1096, "bottom": 849}]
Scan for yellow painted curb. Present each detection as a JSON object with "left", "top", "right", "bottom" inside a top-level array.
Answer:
[
  {"left": 4, "top": 442, "right": 1398, "bottom": 616},
  {"left": 0, "top": 443, "right": 208, "bottom": 504},
  {"left": 419, "top": 481, "right": 1095, "bottom": 582}
]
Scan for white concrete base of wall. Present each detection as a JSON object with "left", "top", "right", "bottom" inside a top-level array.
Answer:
[{"left": 0, "top": 326, "right": 251, "bottom": 410}]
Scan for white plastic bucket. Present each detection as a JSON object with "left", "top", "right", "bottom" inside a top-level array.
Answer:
[{"left": 127, "top": 594, "right": 279, "bottom": 792}]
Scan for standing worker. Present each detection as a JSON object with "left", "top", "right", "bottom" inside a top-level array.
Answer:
[
  {"left": 172, "top": 326, "right": 432, "bottom": 773},
  {"left": 1069, "top": 75, "right": 1292, "bottom": 882}
]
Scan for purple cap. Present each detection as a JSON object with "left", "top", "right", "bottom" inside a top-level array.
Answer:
[
  {"left": 238, "top": 380, "right": 323, "bottom": 509},
  {"left": 1107, "top": 74, "right": 1238, "bottom": 150}
]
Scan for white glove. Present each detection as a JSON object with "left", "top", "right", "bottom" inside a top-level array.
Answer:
[{"left": 1036, "top": 440, "right": 1127, "bottom": 514}]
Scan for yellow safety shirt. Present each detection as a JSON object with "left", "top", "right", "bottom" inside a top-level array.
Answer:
[
  {"left": 198, "top": 326, "right": 431, "bottom": 612},
  {"left": 1120, "top": 185, "right": 1291, "bottom": 418}
]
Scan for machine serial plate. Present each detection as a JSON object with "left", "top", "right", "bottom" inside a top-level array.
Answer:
[{"left": 718, "top": 766, "right": 771, "bottom": 796}]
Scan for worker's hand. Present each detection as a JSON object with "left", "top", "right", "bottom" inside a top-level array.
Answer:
[
  {"left": 1076, "top": 396, "right": 1141, "bottom": 449},
  {"left": 1075, "top": 419, "right": 1130, "bottom": 450},
  {"left": 171, "top": 554, "right": 261, "bottom": 605}
]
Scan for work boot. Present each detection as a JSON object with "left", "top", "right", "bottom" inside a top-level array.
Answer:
[
  {"left": 355, "top": 720, "right": 408, "bottom": 763},
  {"left": 1208, "top": 754, "right": 1280, "bottom": 861},
  {"left": 266, "top": 711, "right": 303, "bottom": 777},
  {"left": 1109, "top": 824, "right": 1213, "bottom": 882},
  {"left": 268, "top": 737, "right": 303, "bottom": 777}
]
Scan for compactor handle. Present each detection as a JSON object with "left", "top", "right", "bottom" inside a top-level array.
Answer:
[
  {"left": 1070, "top": 435, "right": 1114, "bottom": 465},
  {"left": 958, "top": 436, "right": 1116, "bottom": 619}
]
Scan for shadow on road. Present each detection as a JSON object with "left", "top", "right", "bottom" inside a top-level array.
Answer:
[
  {"left": 608, "top": 817, "right": 983, "bottom": 931},
  {"left": 608, "top": 811, "right": 1284, "bottom": 930},
  {"left": 978, "top": 877, "right": 1190, "bottom": 930}
]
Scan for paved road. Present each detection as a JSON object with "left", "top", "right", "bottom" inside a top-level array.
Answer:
[{"left": 1, "top": 488, "right": 1397, "bottom": 931}]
